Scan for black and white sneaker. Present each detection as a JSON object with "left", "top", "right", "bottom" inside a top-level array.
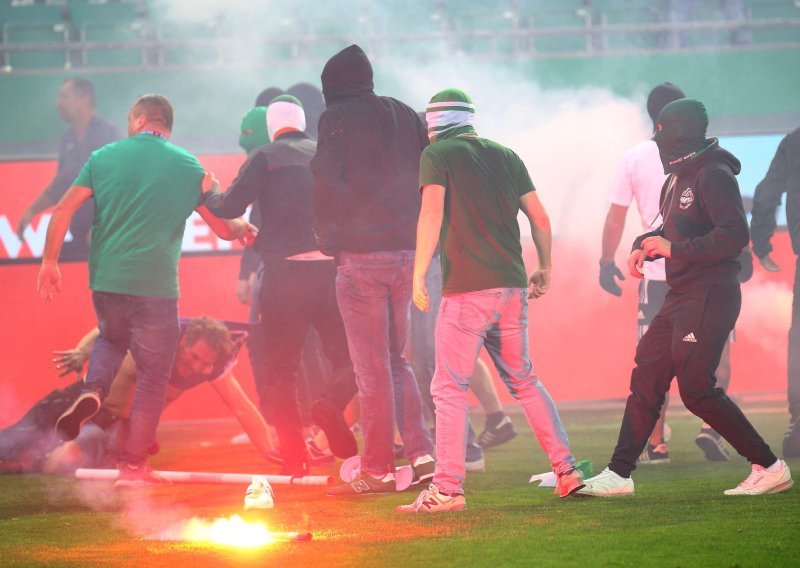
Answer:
[
  {"left": 637, "top": 443, "right": 670, "bottom": 464},
  {"left": 55, "top": 391, "right": 101, "bottom": 441},
  {"left": 695, "top": 428, "right": 729, "bottom": 462},
  {"left": 477, "top": 414, "right": 517, "bottom": 450}
]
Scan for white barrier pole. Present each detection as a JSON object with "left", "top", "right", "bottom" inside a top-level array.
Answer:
[{"left": 75, "top": 468, "right": 333, "bottom": 486}]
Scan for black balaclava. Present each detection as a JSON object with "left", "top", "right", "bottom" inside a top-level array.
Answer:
[
  {"left": 320, "top": 44, "right": 374, "bottom": 106},
  {"left": 254, "top": 86, "right": 286, "bottom": 107},
  {"left": 654, "top": 98, "right": 716, "bottom": 175},
  {"left": 287, "top": 82, "right": 325, "bottom": 139},
  {"left": 646, "top": 82, "right": 686, "bottom": 130}
]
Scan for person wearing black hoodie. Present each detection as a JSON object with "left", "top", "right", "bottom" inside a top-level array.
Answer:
[
  {"left": 312, "top": 45, "right": 435, "bottom": 495},
  {"left": 580, "top": 99, "right": 792, "bottom": 497},
  {"left": 749, "top": 126, "right": 800, "bottom": 457}
]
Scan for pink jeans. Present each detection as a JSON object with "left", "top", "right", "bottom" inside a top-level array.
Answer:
[{"left": 431, "top": 287, "right": 575, "bottom": 494}]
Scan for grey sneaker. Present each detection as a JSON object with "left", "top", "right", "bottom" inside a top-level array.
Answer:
[{"left": 326, "top": 472, "right": 396, "bottom": 496}]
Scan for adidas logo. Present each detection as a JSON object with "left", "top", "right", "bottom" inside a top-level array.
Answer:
[{"left": 682, "top": 332, "right": 698, "bottom": 343}]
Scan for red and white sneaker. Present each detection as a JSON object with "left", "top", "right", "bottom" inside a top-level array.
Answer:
[
  {"left": 724, "top": 460, "right": 793, "bottom": 496},
  {"left": 396, "top": 484, "right": 466, "bottom": 513}
]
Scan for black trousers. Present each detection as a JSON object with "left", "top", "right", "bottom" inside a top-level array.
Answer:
[
  {"left": 610, "top": 284, "right": 776, "bottom": 477},
  {"left": 257, "top": 259, "right": 357, "bottom": 468}
]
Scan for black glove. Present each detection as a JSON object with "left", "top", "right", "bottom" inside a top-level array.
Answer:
[{"left": 599, "top": 260, "right": 625, "bottom": 296}]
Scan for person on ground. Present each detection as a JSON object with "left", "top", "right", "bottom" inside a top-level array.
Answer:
[
  {"left": 38, "top": 94, "right": 253, "bottom": 487},
  {"left": 0, "top": 318, "right": 273, "bottom": 478}
]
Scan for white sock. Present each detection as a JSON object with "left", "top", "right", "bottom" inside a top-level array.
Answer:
[{"left": 766, "top": 460, "right": 783, "bottom": 472}]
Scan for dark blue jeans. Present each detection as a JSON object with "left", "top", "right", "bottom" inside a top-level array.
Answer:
[
  {"left": 84, "top": 291, "right": 180, "bottom": 466},
  {"left": 789, "top": 256, "right": 800, "bottom": 423},
  {"left": 336, "top": 250, "right": 434, "bottom": 477}
]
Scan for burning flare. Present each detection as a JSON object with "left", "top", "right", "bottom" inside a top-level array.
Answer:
[{"left": 181, "top": 515, "right": 276, "bottom": 548}]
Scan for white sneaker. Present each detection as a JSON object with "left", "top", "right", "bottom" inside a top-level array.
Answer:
[
  {"left": 577, "top": 468, "right": 634, "bottom": 496},
  {"left": 244, "top": 476, "right": 274, "bottom": 510},
  {"left": 465, "top": 456, "right": 486, "bottom": 472},
  {"left": 724, "top": 460, "right": 793, "bottom": 496}
]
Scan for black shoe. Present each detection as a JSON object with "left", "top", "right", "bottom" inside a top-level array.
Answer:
[
  {"left": 784, "top": 419, "right": 800, "bottom": 458},
  {"left": 55, "top": 391, "right": 101, "bottom": 441},
  {"left": 326, "top": 472, "right": 395, "bottom": 496},
  {"left": 695, "top": 428, "right": 729, "bottom": 462},
  {"left": 477, "top": 414, "right": 517, "bottom": 450},
  {"left": 311, "top": 399, "right": 358, "bottom": 459}
]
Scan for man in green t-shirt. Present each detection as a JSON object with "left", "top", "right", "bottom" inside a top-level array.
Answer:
[
  {"left": 37, "top": 94, "right": 251, "bottom": 486},
  {"left": 398, "top": 88, "right": 584, "bottom": 513}
]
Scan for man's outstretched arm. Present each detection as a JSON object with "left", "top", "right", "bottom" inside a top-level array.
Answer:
[
  {"left": 211, "top": 371, "right": 277, "bottom": 457},
  {"left": 38, "top": 184, "right": 93, "bottom": 301}
]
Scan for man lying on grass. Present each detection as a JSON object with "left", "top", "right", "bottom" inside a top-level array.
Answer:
[{"left": 0, "top": 317, "right": 275, "bottom": 486}]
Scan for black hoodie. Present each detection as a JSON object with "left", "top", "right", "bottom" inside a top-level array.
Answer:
[
  {"left": 311, "top": 45, "right": 429, "bottom": 254},
  {"left": 634, "top": 143, "right": 750, "bottom": 290}
]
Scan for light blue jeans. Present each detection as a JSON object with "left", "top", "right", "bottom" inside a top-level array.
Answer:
[
  {"left": 432, "top": 287, "right": 575, "bottom": 494},
  {"left": 335, "top": 250, "right": 434, "bottom": 477}
]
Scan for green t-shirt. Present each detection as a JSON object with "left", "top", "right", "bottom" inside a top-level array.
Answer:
[
  {"left": 74, "top": 133, "right": 204, "bottom": 298},
  {"left": 419, "top": 136, "right": 534, "bottom": 294}
]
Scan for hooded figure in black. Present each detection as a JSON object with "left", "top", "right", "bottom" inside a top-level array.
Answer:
[
  {"left": 580, "top": 99, "right": 792, "bottom": 497},
  {"left": 311, "top": 44, "right": 429, "bottom": 255},
  {"left": 312, "top": 45, "right": 435, "bottom": 496}
]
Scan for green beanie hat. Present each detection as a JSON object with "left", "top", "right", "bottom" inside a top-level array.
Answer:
[
  {"left": 653, "top": 98, "right": 715, "bottom": 174},
  {"left": 239, "top": 106, "right": 268, "bottom": 154},
  {"left": 425, "top": 88, "right": 476, "bottom": 143}
]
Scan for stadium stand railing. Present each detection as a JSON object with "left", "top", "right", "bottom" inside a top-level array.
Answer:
[{"left": 0, "top": 0, "right": 798, "bottom": 71}]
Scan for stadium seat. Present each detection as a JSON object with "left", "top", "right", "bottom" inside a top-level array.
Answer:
[
  {"left": 67, "top": 0, "right": 145, "bottom": 67},
  {"left": 750, "top": 0, "right": 800, "bottom": 44},
  {"left": 593, "top": 0, "right": 664, "bottom": 50},
  {"left": 515, "top": 0, "right": 590, "bottom": 53},
  {"left": 0, "top": 2, "right": 69, "bottom": 70}
]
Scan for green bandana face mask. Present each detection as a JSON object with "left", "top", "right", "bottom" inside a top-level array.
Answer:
[
  {"left": 239, "top": 107, "right": 268, "bottom": 154},
  {"left": 653, "top": 98, "right": 715, "bottom": 174},
  {"left": 425, "top": 88, "right": 477, "bottom": 143}
]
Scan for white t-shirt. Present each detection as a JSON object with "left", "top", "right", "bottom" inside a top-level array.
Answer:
[{"left": 608, "top": 139, "right": 667, "bottom": 281}]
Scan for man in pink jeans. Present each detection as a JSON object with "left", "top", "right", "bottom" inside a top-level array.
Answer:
[{"left": 397, "top": 88, "right": 584, "bottom": 513}]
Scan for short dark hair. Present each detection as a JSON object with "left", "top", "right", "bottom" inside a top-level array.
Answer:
[
  {"left": 64, "top": 77, "right": 95, "bottom": 105},
  {"left": 131, "top": 94, "right": 174, "bottom": 130},
  {"left": 183, "top": 317, "right": 234, "bottom": 360}
]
